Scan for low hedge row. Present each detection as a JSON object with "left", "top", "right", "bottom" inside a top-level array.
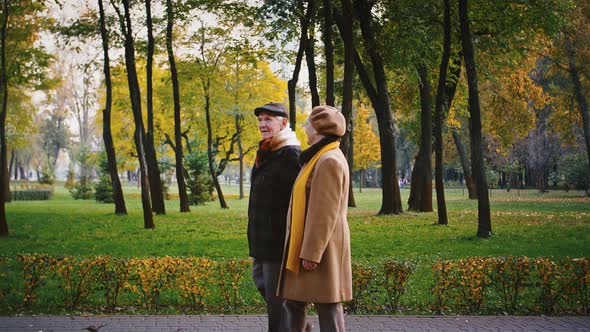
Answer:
[
  {"left": 0, "top": 255, "right": 587, "bottom": 315},
  {"left": 11, "top": 189, "right": 52, "bottom": 201}
]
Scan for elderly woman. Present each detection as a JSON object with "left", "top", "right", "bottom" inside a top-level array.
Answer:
[
  {"left": 248, "top": 102, "right": 301, "bottom": 331},
  {"left": 278, "top": 105, "right": 352, "bottom": 332}
]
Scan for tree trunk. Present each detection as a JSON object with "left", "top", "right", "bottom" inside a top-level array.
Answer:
[
  {"left": 433, "top": 0, "right": 451, "bottom": 225},
  {"left": 288, "top": 0, "right": 312, "bottom": 130},
  {"left": 334, "top": 0, "right": 356, "bottom": 207},
  {"left": 236, "top": 113, "right": 244, "bottom": 199},
  {"left": 346, "top": 123, "right": 356, "bottom": 207},
  {"left": 8, "top": 149, "right": 13, "bottom": 180},
  {"left": 459, "top": 0, "right": 491, "bottom": 238},
  {"left": 323, "top": 0, "right": 335, "bottom": 106},
  {"left": 359, "top": 169, "right": 364, "bottom": 193},
  {"left": 117, "top": 0, "right": 154, "bottom": 228},
  {"left": 0, "top": 0, "right": 8, "bottom": 236},
  {"left": 305, "top": 0, "right": 320, "bottom": 107},
  {"left": 13, "top": 151, "right": 17, "bottom": 180},
  {"left": 354, "top": 0, "right": 402, "bottom": 214},
  {"left": 452, "top": 127, "right": 476, "bottom": 198},
  {"left": 98, "top": 0, "right": 126, "bottom": 215},
  {"left": 166, "top": 0, "right": 189, "bottom": 212},
  {"left": 407, "top": 64, "right": 433, "bottom": 212},
  {"left": 565, "top": 36, "right": 590, "bottom": 177},
  {"left": 144, "top": 0, "right": 165, "bottom": 215},
  {"left": 204, "top": 90, "right": 228, "bottom": 209}
]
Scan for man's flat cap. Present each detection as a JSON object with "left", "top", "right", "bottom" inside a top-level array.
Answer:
[{"left": 254, "top": 102, "right": 288, "bottom": 118}]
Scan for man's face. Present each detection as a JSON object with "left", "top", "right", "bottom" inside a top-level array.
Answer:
[{"left": 258, "top": 112, "right": 287, "bottom": 140}]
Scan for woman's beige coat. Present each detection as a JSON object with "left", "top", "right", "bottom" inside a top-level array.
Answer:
[{"left": 277, "top": 148, "right": 352, "bottom": 303}]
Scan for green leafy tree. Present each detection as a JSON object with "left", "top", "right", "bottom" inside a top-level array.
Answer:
[
  {"left": 111, "top": 0, "right": 154, "bottom": 228},
  {"left": 0, "top": 0, "right": 53, "bottom": 236}
]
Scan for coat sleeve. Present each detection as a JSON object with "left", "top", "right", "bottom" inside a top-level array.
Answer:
[{"left": 299, "top": 155, "right": 345, "bottom": 263}]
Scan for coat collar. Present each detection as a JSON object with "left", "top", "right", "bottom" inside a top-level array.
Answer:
[{"left": 252, "top": 147, "right": 286, "bottom": 177}]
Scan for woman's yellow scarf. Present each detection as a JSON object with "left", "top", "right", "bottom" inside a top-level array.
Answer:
[{"left": 286, "top": 141, "right": 340, "bottom": 273}]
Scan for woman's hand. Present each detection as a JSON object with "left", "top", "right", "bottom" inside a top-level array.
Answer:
[{"left": 302, "top": 259, "right": 318, "bottom": 271}]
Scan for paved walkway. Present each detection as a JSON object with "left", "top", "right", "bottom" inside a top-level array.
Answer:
[{"left": 0, "top": 315, "right": 589, "bottom": 332}]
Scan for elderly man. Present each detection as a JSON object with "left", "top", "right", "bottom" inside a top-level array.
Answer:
[{"left": 248, "top": 102, "right": 301, "bottom": 331}]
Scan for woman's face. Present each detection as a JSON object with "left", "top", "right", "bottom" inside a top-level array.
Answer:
[
  {"left": 258, "top": 112, "right": 286, "bottom": 140},
  {"left": 304, "top": 120, "right": 319, "bottom": 146}
]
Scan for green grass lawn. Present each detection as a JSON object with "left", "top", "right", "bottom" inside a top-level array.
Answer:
[
  {"left": 1, "top": 185, "right": 588, "bottom": 315},
  {"left": 2, "top": 185, "right": 588, "bottom": 261}
]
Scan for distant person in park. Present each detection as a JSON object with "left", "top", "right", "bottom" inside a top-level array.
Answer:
[
  {"left": 248, "top": 102, "right": 301, "bottom": 331},
  {"left": 278, "top": 105, "right": 352, "bottom": 332}
]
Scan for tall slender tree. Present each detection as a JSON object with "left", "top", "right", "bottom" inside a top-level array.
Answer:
[
  {"left": 98, "top": 0, "right": 126, "bottom": 215},
  {"left": 353, "top": 0, "right": 402, "bottom": 214},
  {"left": 564, "top": 35, "right": 590, "bottom": 177},
  {"left": 0, "top": 0, "right": 9, "bottom": 236},
  {"left": 144, "top": 0, "right": 166, "bottom": 215},
  {"left": 451, "top": 125, "right": 476, "bottom": 196},
  {"left": 192, "top": 25, "right": 229, "bottom": 209},
  {"left": 288, "top": 0, "right": 313, "bottom": 129},
  {"left": 235, "top": 112, "right": 245, "bottom": 199},
  {"left": 407, "top": 63, "right": 433, "bottom": 212},
  {"left": 305, "top": 0, "right": 320, "bottom": 107},
  {"left": 323, "top": 0, "right": 334, "bottom": 107},
  {"left": 112, "top": 0, "right": 154, "bottom": 229},
  {"left": 333, "top": 0, "right": 356, "bottom": 207},
  {"left": 458, "top": 0, "right": 491, "bottom": 238},
  {"left": 166, "top": 0, "right": 189, "bottom": 212},
  {"left": 432, "top": 0, "right": 452, "bottom": 224}
]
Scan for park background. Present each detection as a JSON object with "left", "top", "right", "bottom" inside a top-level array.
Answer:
[{"left": 0, "top": 0, "right": 588, "bottom": 316}]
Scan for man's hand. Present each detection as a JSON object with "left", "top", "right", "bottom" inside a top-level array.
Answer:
[{"left": 302, "top": 259, "right": 318, "bottom": 271}]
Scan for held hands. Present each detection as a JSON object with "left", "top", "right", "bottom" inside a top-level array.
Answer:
[{"left": 302, "top": 259, "right": 318, "bottom": 271}]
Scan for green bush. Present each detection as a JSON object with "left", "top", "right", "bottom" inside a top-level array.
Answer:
[
  {"left": 94, "top": 176, "right": 114, "bottom": 203},
  {"left": 70, "top": 176, "right": 94, "bottom": 200},
  {"left": 94, "top": 154, "right": 114, "bottom": 203},
  {"left": 185, "top": 150, "right": 214, "bottom": 205},
  {"left": 561, "top": 153, "right": 590, "bottom": 195},
  {"left": 12, "top": 189, "right": 52, "bottom": 201},
  {"left": 38, "top": 170, "right": 54, "bottom": 185},
  {"left": 64, "top": 169, "right": 75, "bottom": 189}
]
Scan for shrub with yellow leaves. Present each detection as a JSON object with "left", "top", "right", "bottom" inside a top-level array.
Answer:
[
  {"left": 381, "top": 259, "right": 415, "bottom": 311},
  {"left": 174, "top": 257, "right": 215, "bottom": 311},
  {"left": 489, "top": 256, "right": 532, "bottom": 313},
  {"left": 431, "top": 260, "right": 453, "bottom": 313},
  {"left": 7, "top": 255, "right": 589, "bottom": 315},
  {"left": 126, "top": 256, "right": 178, "bottom": 309},
  {"left": 16, "top": 254, "right": 58, "bottom": 307},
  {"left": 569, "top": 258, "right": 590, "bottom": 315},
  {"left": 432, "top": 258, "right": 490, "bottom": 314},
  {"left": 52, "top": 256, "right": 99, "bottom": 310},
  {"left": 214, "top": 258, "right": 250, "bottom": 312},
  {"left": 0, "top": 257, "right": 6, "bottom": 298},
  {"left": 95, "top": 256, "right": 131, "bottom": 311},
  {"left": 347, "top": 261, "right": 376, "bottom": 313},
  {"left": 536, "top": 257, "right": 590, "bottom": 315}
]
